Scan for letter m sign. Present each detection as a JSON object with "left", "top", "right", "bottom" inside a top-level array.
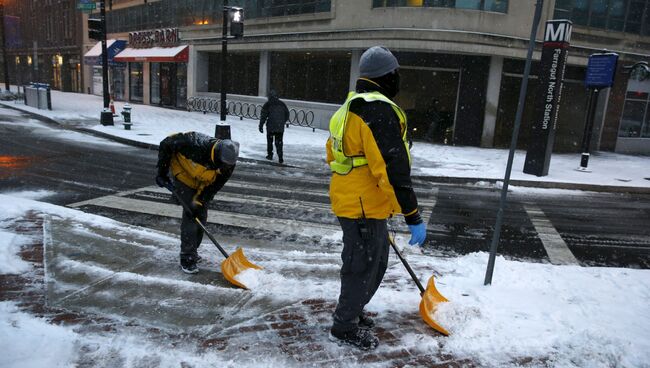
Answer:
[{"left": 544, "top": 20, "right": 573, "bottom": 43}]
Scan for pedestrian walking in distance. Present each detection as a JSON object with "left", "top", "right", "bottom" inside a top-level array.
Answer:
[
  {"left": 155, "top": 132, "right": 239, "bottom": 274},
  {"left": 259, "top": 90, "right": 290, "bottom": 164},
  {"left": 326, "top": 46, "right": 427, "bottom": 350}
]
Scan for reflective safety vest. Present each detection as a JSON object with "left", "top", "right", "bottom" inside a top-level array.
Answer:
[{"left": 329, "top": 91, "right": 410, "bottom": 175}]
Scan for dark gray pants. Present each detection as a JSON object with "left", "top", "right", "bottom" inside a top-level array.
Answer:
[
  {"left": 174, "top": 180, "right": 208, "bottom": 262},
  {"left": 266, "top": 131, "right": 283, "bottom": 159},
  {"left": 332, "top": 217, "right": 389, "bottom": 333}
]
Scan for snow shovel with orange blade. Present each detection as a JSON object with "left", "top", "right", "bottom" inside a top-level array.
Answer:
[
  {"left": 389, "top": 237, "right": 450, "bottom": 336},
  {"left": 166, "top": 184, "right": 262, "bottom": 289}
]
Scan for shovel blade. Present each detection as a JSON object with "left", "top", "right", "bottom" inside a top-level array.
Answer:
[
  {"left": 220, "top": 247, "right": 263, "bottom": 289},
  {"left": 419, "top": 275, "right": 450, "bottom": 336}
]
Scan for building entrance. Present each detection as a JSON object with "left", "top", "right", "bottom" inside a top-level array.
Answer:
[{"left": 395, "top": 66, "right": 460, "bottom": 143}]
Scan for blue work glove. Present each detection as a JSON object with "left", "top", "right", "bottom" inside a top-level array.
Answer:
[{"left": 408, "top": 222, "right": 427, "bottom": 246}]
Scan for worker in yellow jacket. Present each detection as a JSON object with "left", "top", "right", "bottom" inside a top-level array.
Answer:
[
  {"left": 155, "top": 132, "right": 239, "bottom": 274},
  {"left": 326, "top": 46, "right": 426, "bottom": 350}
]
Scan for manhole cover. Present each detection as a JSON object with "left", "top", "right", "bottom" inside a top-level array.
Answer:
[
  {"left": 645, "top": 177, "right": 650, "bottom": 181},
  {"left": 137, "top": 133, "right": 151, "bottom": 136}
]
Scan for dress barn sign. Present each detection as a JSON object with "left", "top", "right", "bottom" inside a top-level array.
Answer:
[
  {"left": 523, "top": 20, "right": 572, "bottom": 177},
  {"left": 129, "top": 28, "right": 179, "bottom": 48}
]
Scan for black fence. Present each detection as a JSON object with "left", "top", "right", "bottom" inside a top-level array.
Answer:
[{"left": 186, "top": 96, "right": 316, "bottom": 131}]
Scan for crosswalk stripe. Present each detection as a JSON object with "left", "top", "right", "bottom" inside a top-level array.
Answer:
[
  {"left": 70, "top": 195, "right": 343, "bottom": 236},
  {"left": 524, "top": 204, "right": 579, "bottom": 265}
]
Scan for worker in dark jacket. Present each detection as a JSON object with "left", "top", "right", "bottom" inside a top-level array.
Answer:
[
  {"left": 259, "top": 90, "right": 290, "bottom": 164},
  {"left": 326, "top": 46, "right": 426, "bottom": 350},
  {"left": 155, "top": 131, "right": 239, "bottom": 274}
]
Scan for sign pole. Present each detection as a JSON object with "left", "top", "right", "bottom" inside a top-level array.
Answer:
[
  {"left": 484, "top": 0, "right": 544, "bottom": 285},
  {"left": 577, "top": 88, "right": 599, "bottom": 171},
  {"left": 577, "top": 51, "right": 618, "bottom": 171}
]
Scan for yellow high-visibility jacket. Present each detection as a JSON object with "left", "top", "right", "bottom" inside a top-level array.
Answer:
[{"left": 326, "top": 79, "right": 421, "bottom": 224}]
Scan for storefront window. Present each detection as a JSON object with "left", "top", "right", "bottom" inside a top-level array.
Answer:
[
  {"left": 111, "top": 65, "right": 126, "bottom": 101},
  {"left": 129, "top": 62, "right": 144, "bottom": 103},
  {"left": 269, "top": 51, "right": 349, "bottom": 104},
  {"left": 176, "top": 63, "right": 188, "bottom": 109},
  {"left": 151, "top": 63, "right": 161, "bottom": 105},
  {"left": 618, "top": 93, "right": 649, "bottom": 138},
  {"left": 208, "top": 52, "right": 259, "bottom": 96}
]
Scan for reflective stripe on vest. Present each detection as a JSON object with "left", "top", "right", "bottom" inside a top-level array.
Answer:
[{"left": 329, "top": 91, "right": 410, "bottom": 174}]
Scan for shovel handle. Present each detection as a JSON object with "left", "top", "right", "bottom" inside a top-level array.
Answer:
[
  {"left": 389, "top": 237, "right": 426, "bottom": 295},
  {"left": 165, "top": 183, "right": 230, "bottom": 259}
]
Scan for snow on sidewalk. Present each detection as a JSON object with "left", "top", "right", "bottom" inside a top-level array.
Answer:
[
  {"left": 1, "top": 194, "right": 649, "bottom": 367},
  {"left": 2, "top": 89, "right": 649, "bottom": 189}
]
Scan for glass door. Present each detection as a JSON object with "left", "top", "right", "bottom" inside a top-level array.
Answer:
[{"left": 150, "top": 63, "right": 161, "bottom": 105}]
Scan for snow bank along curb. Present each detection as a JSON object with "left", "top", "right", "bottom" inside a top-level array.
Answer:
[{"left": 2, "top": 101, "right": 649, "bottom": 195}]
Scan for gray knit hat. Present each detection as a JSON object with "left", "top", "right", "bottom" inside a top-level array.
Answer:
[
  {"left": 359, "top": 46, "right": 399, "bottom": 78},
  {"left": 216, "top": 139, "right": 240, "bottom": 166}
]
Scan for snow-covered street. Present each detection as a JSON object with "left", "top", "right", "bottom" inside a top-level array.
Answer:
[{"left": 1, "top": 193, "right": 649, "bottom": 367}]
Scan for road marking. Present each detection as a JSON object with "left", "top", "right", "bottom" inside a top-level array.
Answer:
[
  {"left": 524, "top": 204, "right": 579, "bottom": 265},
  {"left": 69, "top": 180, "right": 437, "bottom": 237},
  {"left": 70, "top": 194, "right": 343, "bottom": 235}
]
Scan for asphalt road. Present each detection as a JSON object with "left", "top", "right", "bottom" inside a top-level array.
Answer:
[{"left": 1, "top": 106, "right": 649, "bottom": 269}]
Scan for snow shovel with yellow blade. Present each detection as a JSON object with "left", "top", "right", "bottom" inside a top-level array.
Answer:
[
  {"left": 389, "top": 237, "right": 450, "bottom": 336},
  {"left": 166, "top": 184, "right": 262, "bottom": 289}
]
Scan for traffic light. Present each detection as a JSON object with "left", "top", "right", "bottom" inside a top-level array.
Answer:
[
  {"left": 229, "top": 7, "right": 244, "bottom": 38},
  {"left": 88, "top": 18, "right": 103, "bottom": 41}
]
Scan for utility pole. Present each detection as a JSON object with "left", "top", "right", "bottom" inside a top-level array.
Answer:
[{"left": 0, "top": 0, "right": 11, "bottom": 92}]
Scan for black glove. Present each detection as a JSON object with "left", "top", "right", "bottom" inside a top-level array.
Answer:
[
  {"left": 155, "top": 175, "right": 171, "bottom": 189},
  {"left": 259, "top": 126, "right": 264, "bottom": 133},
  {"left": 187, "top": 200, "right": 203, "bottom": 217}
]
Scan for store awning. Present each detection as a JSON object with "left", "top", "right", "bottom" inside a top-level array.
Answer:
[
  {"left": 114, "top": 45, "right": 189, "bottom": 63},
  {"left": 83, "top": 39, "right": 127, "bottom": 66}
]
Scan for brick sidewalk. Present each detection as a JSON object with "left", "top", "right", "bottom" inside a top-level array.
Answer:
[{"left": 1, "top": 212, "right": 477, "bottom": 367}]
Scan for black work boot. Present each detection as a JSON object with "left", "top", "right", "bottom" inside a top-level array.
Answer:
[
  {"left": 329, "top": 327, "right": 379, "bottom": 350},
  {"left": 180, "top": 257, "right": 198, "bottom": 274},
  {"left": 266, "top": 154, "right": 273, "bottom": 160},
  {"left": 358, "top": 312, "right": 375, "bottom": 329}
]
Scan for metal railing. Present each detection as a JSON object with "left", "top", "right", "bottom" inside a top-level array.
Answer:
[{"left": 187, "top": 96, "right": 316, "bottom": 131}]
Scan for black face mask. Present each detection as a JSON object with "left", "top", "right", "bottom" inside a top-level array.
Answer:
[{"left": 373, "top": 70, "right": 400, "bottom": 98}]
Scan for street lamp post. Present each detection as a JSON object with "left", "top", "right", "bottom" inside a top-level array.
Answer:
[
  {"left": 215, "top": 2, "right": 244, "bottom": 139},
  {"left": 0, "top": 0, "right": 11, "bottom": 92}
]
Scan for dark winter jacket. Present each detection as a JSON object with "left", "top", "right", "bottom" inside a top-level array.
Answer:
[
  {"left": 157, "top": 132, "right": 234, "bottom": 203},
  {"left": 326, "top": 78, "right": 421, "bottom": 224},
  {"left": 259, "top": 96, "right": 290, "bottom": 133}
]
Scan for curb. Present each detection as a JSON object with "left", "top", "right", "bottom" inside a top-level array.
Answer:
[
  {"left": 3, "top": 102, "right": 649, "bottom": 195},
  {"left": 412, "top": 175, "right": 650, "bottom": 195}
]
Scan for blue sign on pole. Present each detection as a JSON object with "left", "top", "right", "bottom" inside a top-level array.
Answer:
[{"left": 585, "top": 53, "right": 619, "bottom": 88}]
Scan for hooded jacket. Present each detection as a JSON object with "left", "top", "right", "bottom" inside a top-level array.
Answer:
[
  {"left": 259, "top": 96, "right": 290, "bottom": 133},
  {"left": 157, "top": 132, "right": 234, "bottom": 203},
  {"left": 326, "top": 79, "right": 421, "bottom": 224}
]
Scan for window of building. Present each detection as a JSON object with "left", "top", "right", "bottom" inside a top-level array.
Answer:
[
  {"left": 105, "top": 0, "right": 331, "bottom": 33},
  {"left": 208, "top": 52, "right": 260, "bottom": 96},
  {"left": 372, "top": 0, "right": 509, "bottom": 13},
  {"left": 554, "top": 0, "right": 650, "bottom": 36},
  {"left": 129, "top": 62, "right": 144, "bottom": 103},
  {"left": 269, "top": 51, "right": 350, "bottom": 104},
  {"left": 619, "top": 91, "right": 650, "bottom": 138}
]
